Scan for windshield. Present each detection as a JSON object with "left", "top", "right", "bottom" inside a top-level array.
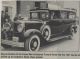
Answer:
[{"left": 30, "top": 12, "right": 39, "bottom": 19}]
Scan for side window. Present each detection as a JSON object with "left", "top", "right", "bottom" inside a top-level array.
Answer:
[
  {"left": 61, "top": 11, "right": 68, "bottom": 19},
  {"left": 40, "top": 12, "right": 49, "bottom": 19},
  {"left": 69, "top": 12, "right": 76, "bottom": 19},
  {"left": 51, "top": 11, "right": 61, "bottom": 19}
]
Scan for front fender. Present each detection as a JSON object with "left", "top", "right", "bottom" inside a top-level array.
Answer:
[{"left": 24, "top": 29, "right": 41, "bottom": 37}]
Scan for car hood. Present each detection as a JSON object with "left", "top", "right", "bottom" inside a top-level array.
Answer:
[{"left": 14, "top": 20, "right": 44, "bottom": 24}]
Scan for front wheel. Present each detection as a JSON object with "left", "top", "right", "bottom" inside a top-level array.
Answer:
[{"left": 24, "top": 34, "right": 40, "bottom": 51}]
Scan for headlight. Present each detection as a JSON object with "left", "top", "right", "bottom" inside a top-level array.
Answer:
[{"left": 17, "top": 24, "right": 24, "bottom": 32}]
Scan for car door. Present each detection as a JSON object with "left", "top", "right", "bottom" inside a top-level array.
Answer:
[
  {"left": 60, "top": 11, "right": 70, "bottom": 34},
  {"left": 61, "top": 11, "right": 76, "bottom": 34},
  {"left": 47, "top": 10, "right": 64, "bottom": 38}
]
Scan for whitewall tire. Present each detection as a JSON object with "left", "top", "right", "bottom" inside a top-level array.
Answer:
[
  {"left": 24, "top": 34, "right": 40, "bottom": 51},
  {"left": 42, "top": 25, "right": 51, "bottom": 41}
]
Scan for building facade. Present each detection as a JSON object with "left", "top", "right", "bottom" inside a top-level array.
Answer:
[
  {"left": 2, "top": 1, "right": 16, "bottom": 21},
  {"left": 2, "top": 0, "right": 80, "bottom": 21}
]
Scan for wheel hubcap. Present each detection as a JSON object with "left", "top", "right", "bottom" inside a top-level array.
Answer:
[
  {"left": 43, "top": 29, "right": 49, "bottom": 39},
  {"left": 45, "top": 31, "right": 49, "bottom": 36},
  {"left": 30, "top": 38, "right": 38, "bottom": 51},
  {"left": 33, "top": 41, "right": 37, "bottom": 47},
  {"left": 71, "top": 28, "right": 74, "bottom": 35}
]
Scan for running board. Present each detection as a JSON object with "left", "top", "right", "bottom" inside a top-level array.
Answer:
[{"left": 48, "top": 35, "right": 71, "bottom": 42}]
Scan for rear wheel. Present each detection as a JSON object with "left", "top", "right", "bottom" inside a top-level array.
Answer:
[
  {"left": 68, "top": 26, "right": 74, "bottom": 40},
  {"left": 24, "top": 34, "right": 40, "bottom": 51},
  {"left": 42, "top": 25, "right": 51, "bottom": 41}
]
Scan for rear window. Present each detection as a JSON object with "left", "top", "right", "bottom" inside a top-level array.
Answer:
[
  {"left": 50, "top": 10, "right": 76, "bottom": 19},
  {"left": 69, "top": 12, "right": 76, "bottom": 19}
]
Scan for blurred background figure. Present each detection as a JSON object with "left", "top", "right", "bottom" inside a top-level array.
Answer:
[
  {"left": 1, "top": 11, "right": 11, "bottom": 31},
  {"left": 1, "top": 11, "right": 5, "bottom": 27},
  {"left": 4, "top": 12, "right": 11, "bottom": 22},
  {"left": 1, "top": 11, "right": 11, "bottom": 24},
  {"left": 14, "top": 14, "right": 24, "bottom": 21}
]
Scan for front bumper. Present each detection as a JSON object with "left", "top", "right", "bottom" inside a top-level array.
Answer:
[{"left": 1, "top": 39, "right": 24, "bottom": 47}]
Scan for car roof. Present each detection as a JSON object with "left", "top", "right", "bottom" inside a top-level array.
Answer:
[
  {"left": 30, "top": 8, "right": 76, "bottom": 13},
  {"left": 30, "top": 9, "right": 49, "bottom": 12}
]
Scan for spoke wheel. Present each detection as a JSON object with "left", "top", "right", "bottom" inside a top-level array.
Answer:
[
  {"left": 69, "top": 26, "right": 74, "bottom": 40},
  {"left": 42, "top": 25, "right": 51, "bottom": 41},
  {"left": 43, "top": 29, "right": 49, "bottom": 39},
  {"left": 24, "top": 34, "right": 40, "bottom": 51}
]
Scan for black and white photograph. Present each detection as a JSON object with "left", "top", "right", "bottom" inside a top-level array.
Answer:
[{"left": 1, "top": 0, "right": 80, "bottom": 52}]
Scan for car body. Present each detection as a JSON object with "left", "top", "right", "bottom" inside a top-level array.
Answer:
[{"left": 1, "top": 8, "right": 77, "bottom": 51}]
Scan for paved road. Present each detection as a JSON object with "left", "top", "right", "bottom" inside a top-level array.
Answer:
[{"left": 1, "top": 25, "right": 80, "bottom": 51}]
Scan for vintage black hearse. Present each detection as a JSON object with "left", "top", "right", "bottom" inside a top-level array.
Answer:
[{"left": 1, "top": 8, "right": 77, "bottom": 51}]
